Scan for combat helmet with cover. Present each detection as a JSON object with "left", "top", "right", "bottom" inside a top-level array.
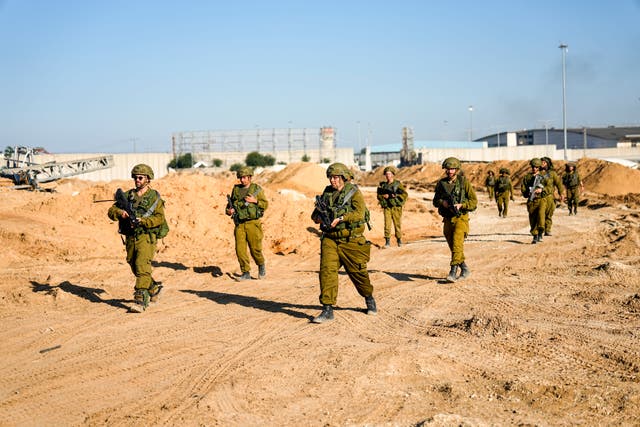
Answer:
[
  {"left": 236, "top": 166, "right": 254, "bottom": 178},
  {"left": 326, "top": 162, "right": 352, "bottom": 180},
  {"left": 131, "top": 164, "right": 154, "bottom": 180},
  {"left": 442, "top": 157, "right": 461, "bottom": 169},
  {"left": 530, "top": 158, "right": 542, "bottom": 168},
  {"left": 383, "top": 166, "right": 398, "bottom": 175},
  {"left": 499, "top": 167, "right": 510, "bottom": 175}
]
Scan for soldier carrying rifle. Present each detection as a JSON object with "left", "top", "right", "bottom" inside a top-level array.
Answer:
[
  {"left": 433, "top": 157, "right": 477, "bottom": 283},
  {"left": 521, "top": 158, "right": 549, "bottom": 244},
  {"left": 377, "top": 166, "right": 408, "bottom": 248}
]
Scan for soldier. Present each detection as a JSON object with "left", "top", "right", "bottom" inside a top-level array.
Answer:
[
  {"left": 376, "top": 165, "right": 408, "bottom": 247},
  {"left": 563, "top": 162, "right": 584, "bottom": 215},
  {"left": 485, "top": 170, "right": 496, "bottom": 200},
  {"left": 540, "top": 157, "right": 564, "bottom": 236},
  {"left": 494, "top": 167, "right": 514, "bottom": 217},
  {"left": 433, "top": 157, "right": 478, "bottom": 283},
  {"left": 311, "top": 162, "right": 376, "bottom": 323},
  {"left": 108, "top": 164, "right": 167, "bottom": 312},
  {"left": 225, "top": 166, "right": 268, "bottom": 280},
  {"left": 521, "top": 158, "right": 549, "bottom": 244}
]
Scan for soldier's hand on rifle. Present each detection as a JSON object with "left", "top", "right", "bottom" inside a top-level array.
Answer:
[
  {"left": 226, "top": 207, "right": 235, "bottom": 216},
  {"left": 330, "top": 216, "right": 343, "bottom": 229},
  {"left": 382, "top": 194, "right": 389, "bottom": 199},
  {"left": 245, "top": 194, "right": 257, "bottom": 204},
  {"left": 121, "top": 210, "right": 130, "bottom": 219}
]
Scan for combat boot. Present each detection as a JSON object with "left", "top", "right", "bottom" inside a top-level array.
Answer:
[
  {"left": 312, "top": 305, "right": 334, "bottom": 323},
  {"left": 365, "top": 295, "right": 377, "bottom": 315},
  {"left": 258, "top": 264, "right": 266, "bottom": 279},
  {"left": 446, "top": 265, "right": 458, "bottom": 282},
  {"left": 396, "top": 238, "right": 402, "bottom": 247},
  {"left": 384, "top": 237, "right": 391, "bottom": 248},
  {"left": 237, "top": 272, "right": 251, "bottom": 281},
  {"left": 132, "top": 289, "right": 150, "bottom": 312},
  {"left": 460, "top": 262, "right": 471, "bottom": 279},
  {"left": 149, "top": 282, "right": 163, "bottom": 303},
  {"left": 538, "top": 232, "right": 544, "bottom": 242}
]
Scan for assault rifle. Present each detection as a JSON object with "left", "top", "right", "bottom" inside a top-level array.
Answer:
[
  {"left": 314, "top": 195, "right": 334, "bottom": 232},
  {"left": 443, "top": 191, "right": 461, "bottom": 217},
  {"left": 379, "top": 181, "right": 401, "bottom": 198},
  {"left": 226, "top": 194, "right": 239, "bottom": 225},
  {"left": 115, "top": 188, "right": 140, "bottom": 234},
  {"left": 528, "top": 175, "right": 544, "bottom": 202}
]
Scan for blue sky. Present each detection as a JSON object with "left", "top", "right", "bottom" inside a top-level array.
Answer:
[{"left": 1, "top": 0, "right": 639, "bottom": 153}]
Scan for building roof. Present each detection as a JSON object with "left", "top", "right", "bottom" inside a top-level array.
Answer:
[{"left": 369, "top": 140, "right": 485, "bottom": 153}]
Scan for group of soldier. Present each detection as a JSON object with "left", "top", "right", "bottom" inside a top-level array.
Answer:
[{"left": 108, "top": 157, "right": 582, "bottom": 318}]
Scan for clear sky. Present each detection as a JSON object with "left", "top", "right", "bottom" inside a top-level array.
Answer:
[{"left": 1, "top": 0, "right": 639, "bottom": 153}]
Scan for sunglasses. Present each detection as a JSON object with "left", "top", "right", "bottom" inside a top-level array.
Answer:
[{"left": 133, "top": 175, "right": 146, "bottom": 181}]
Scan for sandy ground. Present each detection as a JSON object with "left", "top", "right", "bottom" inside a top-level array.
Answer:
[{"left": 1, "top": 160, "right": 639, "bottom": 426}]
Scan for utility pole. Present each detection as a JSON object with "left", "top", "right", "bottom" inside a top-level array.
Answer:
[{"left": 559, "top": 43, "right": 569, "bottom": 160}]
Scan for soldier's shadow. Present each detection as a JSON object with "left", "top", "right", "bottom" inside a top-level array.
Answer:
[
  {"left": 378, "top": 271, "right": 441, "bottom": 282},
  {"left": 152, "top": 261, "right": 224, "bottom": 277},
  {"left": 30, "top": 280, "right": 131, "bottom": 311},
  {"left": 181, "top": 289, "right": 362, "bottom": 320}
]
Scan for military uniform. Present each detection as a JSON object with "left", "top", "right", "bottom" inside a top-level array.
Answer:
[
  {"left": 494, "top": 168, "right": 514, "bottom": 217},
  {"left": 521, "top": 158, "right": 549, "bottom": 244},
  {"left": 227, "top": 170, "right": 268, "bottom": 279},
  {"left": 540, "top": 157, "right": 564, "bottom": 235},
  {"left": 376, "top": 166, "right": 408, "bottom": 246},
  {"left": 433, "top": 157, "right": 478, "bottom": 282},
  {"left": 108, "top": 164, "right": 166, "bottom": 310},
  {"left": 485, "top": 171, "right": 496, "bottom": 200},
  {"left": 310, "top": 163, "right": 375, "bottom": 323},
  {"left": 563, "top": 164, "right": 582, "bottom": 215}
]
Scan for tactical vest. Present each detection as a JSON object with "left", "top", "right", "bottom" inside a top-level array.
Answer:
[
  {"left": 232, "top": 183, "right": 264, "bottom": 222},
  {"left": 563, "top": 172, "right": 579, "bottom": 188},
  {"left": 378, "top": 180, "right": 403, "bottom": 208},
  {"left": 437, "top": 175, "right": 469, "bottom": 218},
  {"left": 124, "top": 189, "right": 169, "bottom": 238},
  {"left": 496, "top": 176, "right": 510, "bottom": 193},
  {"left": 321, "top": 182, "right": 369, "bottom": 233}
]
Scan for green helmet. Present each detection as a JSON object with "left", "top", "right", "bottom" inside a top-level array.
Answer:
[
  {"left": 236, "top": 166, "right": 254, "bottom": 178},
  {"left": 442, "top": 157, "right": 461, "bottom": 169},
  {"left": 383, "top": 166, "right": 398, "bottom": 175},
  {"left": 499, "top": 167, "right": 510, "bottom": 175},
  {"left": 131, "top": 164, "right": 154, "bottom": 179},
  {"left": 326, "top": 162, "right": 352, "bottom": 180},
  {"left": 530, "top": 158, "right": 542, "bottom": 167}
]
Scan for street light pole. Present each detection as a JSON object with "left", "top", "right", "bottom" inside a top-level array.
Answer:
[
  {"left": 468, "top": 105, "right": 473, "bottom": 141},
  {"left": 559, "top": 43, "right": 568, "bottom": 160}
]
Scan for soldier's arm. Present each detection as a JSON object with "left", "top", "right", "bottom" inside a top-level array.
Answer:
[
  {"left": 343, "top": 190, "right": 366, "bottom": 224},
  {"left": 463, "top": 180, "right": 478, "bottom": 211}
]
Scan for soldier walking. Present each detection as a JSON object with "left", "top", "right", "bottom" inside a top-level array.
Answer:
[
  {"left": 521, "top": 158, "right": 549, "bottom": 244},
  {"left": 311, "top": 163, "right": 376, "bottom": 323},
  {"left": 376, "top": 166, "right": 408, "bottom": 247},
  {"left": 494, "top": 167, "right": 514, "bottom": 217},
  {"left": 433, "top": 157, "right": 477, "bottom": 283},
  {"left": 563, "top": 162, "right": 584, "bottom": 215},
  {"left": 107, "top": 164, "right": 167, "bottom": 312},
  {"left": 540, "top": 157, "right": 564, "bottom": 236},
  {"left": 485, "top": 170, "right": 496, "bottom": 200},
  {"left": 226, "top": 167, "right": 268, "bottom": 280}
]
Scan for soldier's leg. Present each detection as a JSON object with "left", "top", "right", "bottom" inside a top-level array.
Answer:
[
  {"left": 338, "top": 238, "right": 373, "bottom": 298},
  {"left": 127, "top": 234, "right": 156, "bottom": 290},
  {"left": 319, "top": 237, "right": 340, "bottom": 306},
  {"left": 451, "top": 216, "right": 469, "bottom": 265},
  {"left": 443, "top": 219, "right": 455, "bottom": 257},
  {"left": 234, "top": 223, "right": 251, "bottom": 273},
  {"left": 536, "top": 198, "right": 547, "bottom": 237},
  {"left": 496, "top": 194, "right": 504, "bottom": 216},
  {"left": 503, "top": 195, "right": 509, "bottom": 217},
  {"left": 392, "top": 207, "right": 402, "bottom": 241},
  {"left": 246, "top": 220, "right": 265, "bottom": 267},
  {"left": 383, "top": 208, "right": 392, "bottom": 239}
]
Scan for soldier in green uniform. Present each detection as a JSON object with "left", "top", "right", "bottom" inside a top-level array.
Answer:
[
  {"left": 562, "top": 162, "right": 584, "bottom": 215},
  {"left": 226, "top": 166, "right": 269, "bottom": 280},
  {"left": 540, "top": 157, "right": 564, "bottom": 236},
  {"left": 521, "top": 158, "right": 549, "bottom": 244},
  {"left": 433, "top": 157, "right": 478, "bottom": 283},
  {"left": 108, "top": 164, "right": 166, "bottom": 311},
  {"left": 494, "top": 167, "right": 514, "bottom": 217},
  {"left": 485, "top": 170, "right": 496, "bottom": 200},
  {"left": 376, "top": 165, "right": 408, "bottom": 247},
  {"left": 310, "top": 162, "right": 376, "bottom": 323}
]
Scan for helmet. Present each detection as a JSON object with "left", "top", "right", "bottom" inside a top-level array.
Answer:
[
  {"left": 326, "top": 162, "right": 352, "bottom": 180},
  {"left": 383, "top": 166, "right": 397, "bottom": 175},
  {"left": 530, "top": 158, "right": 542, "bottom": 168},
  {"left": 236, "top": 166, "right": 254, "bottom": 178},
  {"left": 131, "top": 164, "right": 154, "bottom": 179},
  {"left": 499, "top": 167, "right": 510, "bottom": 175},
  {"left": 442, "top": 157, "right": 461, "bottom": 169},
  {"left": 541, "top": 156, "right": 554, "bottom": 170}
]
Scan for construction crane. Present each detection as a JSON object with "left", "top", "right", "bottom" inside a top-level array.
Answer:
[{"left": 1, "top": 146, "right": 113, "bottom": 190}]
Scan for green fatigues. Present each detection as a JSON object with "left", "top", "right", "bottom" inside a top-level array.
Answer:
[
  {"left": 563, "top": 172, "right": 582, "bottom": 214},
  {"left": 541, "top": 169, "right": 564, "bottom": 233},
  {"left": 521, "top": 173, "right": 549, "bottom": 237},
  {"left": 108, "top": 188, "right": 166, "bottom": 291},
  {"left": 485, "top": 175, "right": 496, "bottom": 200},
  {"left": 312, "top": 183, "right": 372, "bottom": 306},
  {"left": 433, "top": 175, "right": 477, "bottom": 266},
  {"left": 494, "top": 175, "right": 513, "bottom": 217},
  {"left": 228, "top": 183, "right": 268, "bottom": 273},
  {"left": 376, "top": 179, "right": 408, "bottom": 240}
]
